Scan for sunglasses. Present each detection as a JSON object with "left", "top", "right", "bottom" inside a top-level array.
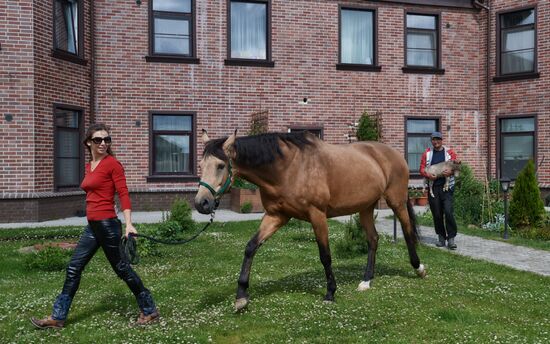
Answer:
[{"left": 91, "top": 136, "right": 112, "bottom": 144}]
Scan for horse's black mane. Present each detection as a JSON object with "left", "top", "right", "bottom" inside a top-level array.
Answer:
[{"left": 203, "top": 132, "right": 316, "bottom": 167}]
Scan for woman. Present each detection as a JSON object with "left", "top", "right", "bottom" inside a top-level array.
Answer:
[{"left": 31, "top": 123, "right": 159, "bottom": 329}]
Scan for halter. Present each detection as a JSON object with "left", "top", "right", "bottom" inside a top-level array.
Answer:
[{"left": 198, "top": 160, "right": 233, "bottom": 200}]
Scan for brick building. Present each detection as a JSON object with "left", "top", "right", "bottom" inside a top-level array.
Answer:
[{"left": 1, "top": 0, "right": 548, "bottom": 222}]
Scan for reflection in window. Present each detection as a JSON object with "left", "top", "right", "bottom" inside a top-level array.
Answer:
[
  {"left": 151, "top": 114, "right": 194, "bottom": 175},
  {"left": 152, "top": 0, "right": 193, "bottom": 56},
  {"left": 230, "top": 1, "right": 267, "bottom": 60},
  {"left": 54, "top": 108, "right": 82, "bottom": 189},
  {"left": 406, "top": 14, "right": 438, "bottom": 68},
  {"left": 500, "top": 117, "right": 535, "bottom": 179},
  {"left": 340, "top": 9, "right": 374, "bottom": 65},
  {"left": 499, "top": 9, "right": 535, "bottom": 75},
  {"left": 54, "top": 0, "right": 79, "bottom": 54},
  {"left": 406, "top": 119, "right": 438, "bottom": 173}
]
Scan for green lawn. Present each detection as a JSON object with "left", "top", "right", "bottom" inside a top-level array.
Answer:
[{"left": 0, "top": 220, "right": 549, "bottom": 343}]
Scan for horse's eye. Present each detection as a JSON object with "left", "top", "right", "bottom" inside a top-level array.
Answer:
[{"left": 217, "top": 163, "right": 225, "bottom": 170}]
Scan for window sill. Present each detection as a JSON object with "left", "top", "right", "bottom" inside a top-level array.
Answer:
[
  {"left": 146, "top": 175, "right": 200, "bottom": 183},
  {"left": 336, "top": 63, "right": 382, "bottom": 72},
  {"left": 224, "top": 59, "right": 275, "bottom": 67},
  {"left": 493, "top": 72, "right": 540, "bottom": 83},
  {"left": 145, "top": 55, "right": 200, "bottom": 64},
  {"left": 51, "top": 49, "right": 87, "bottom": 66},
  {"left": 402, "top": 66, "right": 445, "bottom": 75}
]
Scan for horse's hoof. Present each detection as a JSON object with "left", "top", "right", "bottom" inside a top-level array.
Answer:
[
  {"left": 357, "top": 280, "right": 371, "bottom": 291},
  {"left": 235, "top": 297, "right": 249, "bottom": 312},
  {"left": 416, "top": 264, "right": 427, "bottom": 278}
]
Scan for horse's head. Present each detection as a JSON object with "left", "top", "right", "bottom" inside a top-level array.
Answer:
[{"left": 194, "top": 130, "right": 237, "bottom": 214}]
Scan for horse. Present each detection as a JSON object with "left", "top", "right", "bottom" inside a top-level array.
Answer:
[{"left": 195, "top": 130, "right": 426, "bottom": 311}]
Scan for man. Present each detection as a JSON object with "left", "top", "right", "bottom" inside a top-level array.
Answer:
[{"left": 419, "top": 131, "right": 459, "bottom": 250}]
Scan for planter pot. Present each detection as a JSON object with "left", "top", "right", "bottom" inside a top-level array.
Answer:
[
  {"left": 230, "top": 188, "right": 264, "bottom": 213},
  {"left": 415, "top": 196, "right": 428, "bottom": 206}
]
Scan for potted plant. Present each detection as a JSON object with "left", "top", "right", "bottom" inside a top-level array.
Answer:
[{"left": 415, "top": 189, "right": 429, "bottom": 206}]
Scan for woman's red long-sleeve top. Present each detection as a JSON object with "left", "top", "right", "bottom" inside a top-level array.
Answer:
[{"left": 80, "top": 155, "right": 132, "bottom": 221}]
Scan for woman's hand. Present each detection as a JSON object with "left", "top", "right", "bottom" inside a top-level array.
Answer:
[{"left": 125, "top": 223, "right": 137, "bottom": 238}]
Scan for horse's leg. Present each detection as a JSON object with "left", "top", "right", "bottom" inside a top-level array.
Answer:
[
  {"left": 309, "top": 208, "right": 337, "bottom": 302},
  {"left": 357, "top": 205, "right": 378, "bottom": 291},
  {"left": 235, "top": 213, "right": 289, "bottom": 311},
  {"left": 390, "top": 200, "right": 427, "bottom": 278}
]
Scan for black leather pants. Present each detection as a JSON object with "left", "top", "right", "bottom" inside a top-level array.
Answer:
[
  {"left": 61, "top": 218, "right": 147, "bottom": 297},
  {"left": 52, "top": 218, "right": 157, "bottom": 320}
]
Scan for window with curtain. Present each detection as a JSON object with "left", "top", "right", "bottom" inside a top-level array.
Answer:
[
  {"left": 340, "top": 8, "right": 374, "bottom": 65},
  {"left": 151, "top": 0, "right": 193, "bottom": 56},
  {"left": 53, "top": 0, "right": 80, "bottom": 55},
  {"left": 406, "top": 14, "right": 438, "bottom": 68},
  {"left": 406, "top": 118, "right": 439, "bottom": 173},
  {"left": 230, "top": 1, "right": 268, "bottom": 60},
  {"left": 499, "top": 9, "right": 535, "bottom": 75},
  {"left": 500, "top": 117, "right": 535, "bottom": 179},
  {"left": 54, "top": 107, "right": 82, "bottom": 190},
  {"left": 151, "top": 114, "right": 194, "bottom": 175}
]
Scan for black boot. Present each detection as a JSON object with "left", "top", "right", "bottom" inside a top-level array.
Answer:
[
  {"left": 135, "top": 290, "right": 159, "bottom": 325},
  {"left": 447, "top": 237, "right": 457, "bottom": 250},
  {"left": 436, "top": 235, "right": 446, "bottom": 247}
]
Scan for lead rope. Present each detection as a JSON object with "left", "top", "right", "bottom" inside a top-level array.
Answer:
[{"left": 120, "top": 204, "right": 218, "bottom": 265}]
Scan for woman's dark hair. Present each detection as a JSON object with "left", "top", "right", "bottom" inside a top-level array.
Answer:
[{"left": 83, "top": 123, "right": 114, "bottom": 157}]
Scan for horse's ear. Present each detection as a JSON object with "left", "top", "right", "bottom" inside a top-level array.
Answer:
[
  {"left": 223, "top": 130, "right": 237, "bottom": 159},
  {"left": 201, "top": 129, "right": 210, "bottom": 144}
]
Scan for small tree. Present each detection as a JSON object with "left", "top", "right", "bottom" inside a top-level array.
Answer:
[
  {"left": 356, "top": 110, "right": 379, "bottom": 141},
  {"left": 509, "top": 160, "right": 545, "bottom": 229}
]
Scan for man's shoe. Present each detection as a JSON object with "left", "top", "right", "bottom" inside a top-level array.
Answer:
[
  {"left": 136, "top": 310, "right": 160, "bottom": 325},
  {"left": 30, "top": 316, "right": 64, "bottom": 329},
  {"left": 448, "top": 237, "right": 457, "bottom": 250},
  {"left": 436, "top": 235, "right": 446, "bottom": 247}
]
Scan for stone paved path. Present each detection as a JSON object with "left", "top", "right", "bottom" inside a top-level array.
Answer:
[{"left": 2, "top": 208, "right": 549, "bottom": 277}]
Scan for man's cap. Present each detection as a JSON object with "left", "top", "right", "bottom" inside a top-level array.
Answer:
[{"left": 431, "top": 131, "right": 443, "bottom": 139}]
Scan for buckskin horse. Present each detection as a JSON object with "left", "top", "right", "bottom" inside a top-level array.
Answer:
[{"left": 195, "top": 130, "right": 426, "bottom": 311}]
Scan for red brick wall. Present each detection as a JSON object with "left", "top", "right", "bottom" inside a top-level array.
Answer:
[
  {"left": 0, "top": 0, "right": 35, "bottom": 195},
  {"left": 33, "top": 0, "right": 92, "bottom": 192},
  {"left": 489, "top": 0, "right": 550, "bottom": 186},
  {"left": 93, "top": 0, "right": 486, "bottom": 191}
]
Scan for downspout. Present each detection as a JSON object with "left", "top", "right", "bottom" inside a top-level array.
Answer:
[
  {"left": 89, "top": 0, "right": 96, "bottom": 124},
  {"left": 475, "top": 0, "right": 491, "bottom": 179}
]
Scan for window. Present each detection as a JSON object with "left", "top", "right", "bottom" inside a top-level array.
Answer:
[
  {"left": 150, "top": 113, "right": 195, "bottom": 178},
  {"left": 227, "top": 1, "right": 273, "bottom": 66},
  {"left": 338, "top": 8, "right": 376, "bottom": 67},
  {"left": 406, "top": 118, "right": 439, "bottom": 173},
  {"left": 53, "top": 0, "right": 84, "bottom": 62},
  {"left": 497, "top": 8, "right": 536, "bottom": 77},
  {"left": 499, "top": 117, "right": 535, "bottom": 179},
  {"left": 54, "top": 106, "right": 83, "bottom": 190},
  {"left": 404, "top": 13, "right": 443, "bottom": 73},
  {"left": 288, "top": 126, "right": 323, "bottom": 139},
  {"left": 148, "top": 0, "right": 197, "bottom": 62}
]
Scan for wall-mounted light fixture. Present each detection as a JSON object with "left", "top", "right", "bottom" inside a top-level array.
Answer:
[
  {"left": 4, "top": 114, "right": 13, "bottom": 122},
  {"left": 136, "top": 0, "right": 142, "bottom": 6},
  {"left": 135, "top": 120, "right": 141, "bottom": 127},
  {"left": 299, "top": 97, "right": 310, "bottom": 105}
]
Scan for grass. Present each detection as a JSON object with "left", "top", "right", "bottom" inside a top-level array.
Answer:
[
  {"left": 0, "top": 220, "right": 549, "bottom": 343},
  {"left": 412, "top": 212, "right": 550, "bottom": 252}
]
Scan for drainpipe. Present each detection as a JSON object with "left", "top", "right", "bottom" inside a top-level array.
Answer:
[
  {"left": 475, "top": 0, "right": 491, "bottom": 179},
  {"left": 89, "top": 0, "right": 96, "bottom": 124}
]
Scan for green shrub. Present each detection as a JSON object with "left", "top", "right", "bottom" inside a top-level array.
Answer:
[
  {"left": 454, "top": 164, "right": 485, "bottom": 226},
  {"left": 233, "top": 177, "right": 258, "bottom": 190},
  {"left": 356, "top": 110, "right": 379, "bottom": 141},
  {"left": 168, "top": 197, "right": 196, "bottom": 231},
  {"left": 509, "top": 160, "right": 545, "bottom": 229},
  {"left": 156, "top": 220, "right": 185, "bottom": 240},
  {"left": 334, "top": 214, "right": 369, "bottom": 258},
  {"left": 240, "top": 201, "right": 253, "bottom": 214},
  {"left": 24, "top": 246, "right": 72, "bottom": 271}
]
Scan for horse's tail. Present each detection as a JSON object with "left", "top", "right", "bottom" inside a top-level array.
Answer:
[{"left": 406, "top": 199, "right": 419, "bottom": 245}]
